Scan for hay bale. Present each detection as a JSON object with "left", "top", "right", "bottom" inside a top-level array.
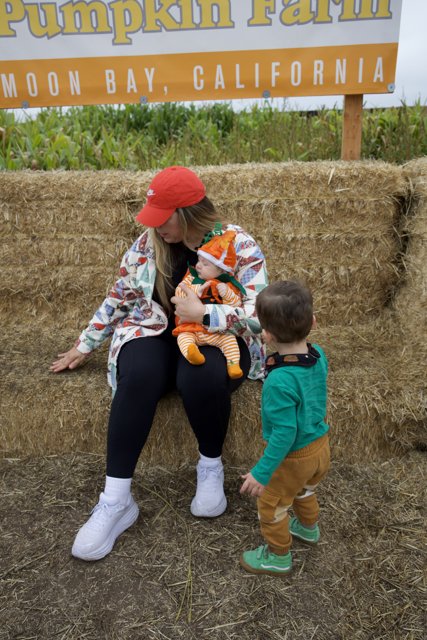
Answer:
[
  {"left": 389, "top": 158, "right": 427, "bottom": 451},
  {"left": 1, "top": 161, "right": 425, "bottom": 464},
  {"left": 395, "top": 159, "right": 427, "bottom": 337},
  {"left": 1, "top": 201, "right": 136, "bottom": 237},
  {"left": 0, "top": 253, "right": 398, "bottom": 326},
  {"left": 1, "top": 163, "right": 407, "bottom": 325},
  {"left": 0, "top": 235, "right": 130, "bottom": 267},
  {"left": 1, "top": 265, "right": 119, "bottom": 305},
  {"left": 1, "top": 320, "right": 423, "bottom": 464}
]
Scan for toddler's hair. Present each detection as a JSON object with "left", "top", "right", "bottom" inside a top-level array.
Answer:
[{"left": 256, "top": 280, "right": 313, "bottom": 343}]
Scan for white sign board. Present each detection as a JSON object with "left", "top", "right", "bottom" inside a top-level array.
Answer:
[{"left": 0, "top": 0, "right": 403, "bottom": 108}]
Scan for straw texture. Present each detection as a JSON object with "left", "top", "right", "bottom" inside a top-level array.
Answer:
[
  {"left": 1, "top": 452, "right": 425, "bottom": 638},
  {"left": 1, "top": 161, "right": 425, "bottom": 463}
]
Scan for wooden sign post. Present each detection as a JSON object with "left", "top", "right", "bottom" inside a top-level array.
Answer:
[{"left": 341, "top": 94, "right": 364, "bottom": 160}]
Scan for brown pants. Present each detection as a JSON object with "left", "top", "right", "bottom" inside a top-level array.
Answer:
[{"left": 257, "top": 434, "right": 330, "bottom": 555}]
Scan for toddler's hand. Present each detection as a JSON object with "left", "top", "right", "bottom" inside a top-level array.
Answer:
[{"left": 240, "top": 472, "right": 265, "bottom": 497}]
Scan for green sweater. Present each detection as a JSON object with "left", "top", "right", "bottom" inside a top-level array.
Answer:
[{"left": 251, "top": 344, "right": 329, "bottom": 486}]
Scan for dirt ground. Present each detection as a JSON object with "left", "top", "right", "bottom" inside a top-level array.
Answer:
[{"left": 1, "top": 452, "right": 426, "bottom": 640}]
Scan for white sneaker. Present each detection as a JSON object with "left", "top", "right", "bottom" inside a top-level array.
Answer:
[
  {"left": 190, "top": 461, "right": 227, "bottom": 518},
  {"left": 71, "top": 493, "right": 139, "bottom": 561}
]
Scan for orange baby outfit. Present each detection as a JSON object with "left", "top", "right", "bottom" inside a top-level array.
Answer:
[
  {"left": 172, "top": 274, "right": 242, "bottom": 336},
  {"left": 172, "top": 272, "right": 244, "bottom": 378},
  {"left": 172, "top": 227, "right": 245, "bottom": 379}
]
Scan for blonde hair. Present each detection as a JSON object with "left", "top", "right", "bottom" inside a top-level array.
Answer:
[{"left": 150, "top": 196, "right": 223, "bottom": 313}]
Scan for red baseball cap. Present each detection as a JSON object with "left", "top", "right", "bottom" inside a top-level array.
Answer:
[{"left": 136, "top": 166, "right": 206, "bottom": 227}]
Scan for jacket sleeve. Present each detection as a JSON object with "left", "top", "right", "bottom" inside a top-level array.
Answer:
[
  {"left": 75, "top": 234, "right": 152, "bottom": 354},
  {"left": 204, "top": 228, "right": 268, "bottom": 338}
]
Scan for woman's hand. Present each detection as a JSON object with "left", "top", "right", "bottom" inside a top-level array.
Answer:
[
  {"left": 171, "top": 283, "right": 205, "bottom": 324},
  {"left": 50, "top": 347, "right": 89, "bottom": 373},
  {"left": 240, "top": 472, "right": 265, "bottom": 497}
]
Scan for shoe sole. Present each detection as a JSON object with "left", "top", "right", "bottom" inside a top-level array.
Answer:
[
  {"left": 190, "top": 495, "right": 227, "bottom": 518},
  {"left": 71, "top": 502, "right": 139, "bottom": 561},
  {"left": 290, "top": 530, "right": 319, "bottom": 546},
  {"left": 239, "top": 556, "right": 292, "bottom": 577}
]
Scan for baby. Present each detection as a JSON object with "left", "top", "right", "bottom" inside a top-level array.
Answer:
[{"left": 173, "top": 229, "right": 245, "bottom": 379}]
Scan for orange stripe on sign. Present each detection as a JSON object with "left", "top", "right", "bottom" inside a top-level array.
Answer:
[{"left": 0, "top": 43, "right": 398, "bottom": 108}]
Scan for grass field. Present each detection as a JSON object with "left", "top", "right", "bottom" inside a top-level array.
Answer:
[{"left": 1, "top": 101, "right": 426, "bottom": 170}]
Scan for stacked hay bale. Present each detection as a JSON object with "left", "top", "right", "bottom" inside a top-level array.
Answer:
[
  {"left": 0, "top": 162, "right": 424, "bottom": 466},
  {"left": 397, "top": 158, "right": 427, "bottom": 337},
  {"left": 393, "top": 159, "right": 427, "bottom": 450}
]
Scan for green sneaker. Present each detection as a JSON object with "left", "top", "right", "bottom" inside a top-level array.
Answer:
[
  {"left": 290, "top": 516, "right": 320, "bottom": 545},
  {"left": 240, "top": 544, "right": 292, "bottom": 576}
]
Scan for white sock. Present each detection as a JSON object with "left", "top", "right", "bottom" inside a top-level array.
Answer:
[
  {"left": 199, "top": 453, "right": 222, "bottom": 468},
  {"left": 102, "top": 476, "right": 132, "bottom": 504}
]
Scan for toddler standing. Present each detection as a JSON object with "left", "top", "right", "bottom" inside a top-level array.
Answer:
[{"left": 240, "top": 280, "right": 330, "bottom": 576}]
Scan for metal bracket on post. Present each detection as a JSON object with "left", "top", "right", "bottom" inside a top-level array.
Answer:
[{"left": 341, "top": 94, "right": 363, "bottom": 160}]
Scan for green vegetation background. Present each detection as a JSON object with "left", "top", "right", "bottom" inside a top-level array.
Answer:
[{"left": 1, "top": 101, "right": 426, "bottom": 169}]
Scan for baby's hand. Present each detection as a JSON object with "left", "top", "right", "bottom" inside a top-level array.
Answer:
[
  {"left": 216, "top": 282, "right": 228, "bottom": 298},
  {"left": 197, "top": 280, "right": 212, "bottom": 297},
  {"left": 240, "top": 472, "right": 265, "bottom": 497}
]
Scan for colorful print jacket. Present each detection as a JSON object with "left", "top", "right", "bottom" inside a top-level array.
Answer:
[{"left": 75, "top": 224, "right": 268, "bottom": 392}]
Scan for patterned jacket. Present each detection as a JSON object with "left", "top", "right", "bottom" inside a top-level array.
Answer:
[{"left": 75, "top": 224, "right": 268, "bottom": 392}]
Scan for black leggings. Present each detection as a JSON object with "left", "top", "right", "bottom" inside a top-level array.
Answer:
[{"left": 106, "top": 334, "right": 251, "bottom": 478}]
